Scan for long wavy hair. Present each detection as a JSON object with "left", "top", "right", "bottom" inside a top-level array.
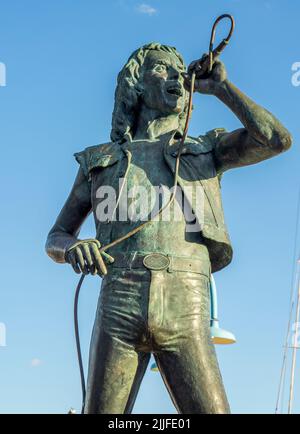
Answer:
[{"left": 110, "top": 42, "right": 189, "bottom": 144}]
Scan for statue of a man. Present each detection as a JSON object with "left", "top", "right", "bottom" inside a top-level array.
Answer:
[{"left": 46, "top": 43, "right": 291, "bottom": 414}]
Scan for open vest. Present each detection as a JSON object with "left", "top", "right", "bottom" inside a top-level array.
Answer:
[{"left": 74, "top": 128, "right": 233, "bottom": 273}]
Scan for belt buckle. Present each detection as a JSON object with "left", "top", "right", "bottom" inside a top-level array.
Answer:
[{"left": 143, "top": 253, "right": 170, "bottom": 271}]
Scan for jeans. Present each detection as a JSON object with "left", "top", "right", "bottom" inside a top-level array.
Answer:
[{"left": 84, "top": 253, "right": 230, "bottom": 414}]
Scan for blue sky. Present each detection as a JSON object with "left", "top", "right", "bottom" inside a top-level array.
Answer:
[{"left": 0, "top": 0, "right": 299, "bottom": 414}]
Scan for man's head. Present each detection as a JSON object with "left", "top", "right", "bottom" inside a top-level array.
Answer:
[{"left": 111, "top": 43, "right": 189, "bottom": 143}]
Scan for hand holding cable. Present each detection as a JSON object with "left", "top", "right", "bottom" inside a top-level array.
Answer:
[
  {"left": 66, "top": 239, "right": 114, "bottom": 277},
  {"left": 183, "top": 57, "right": 228, "bottom": 95}
]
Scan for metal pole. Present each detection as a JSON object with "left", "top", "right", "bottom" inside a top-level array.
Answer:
[{"left": 288, "top": 260, "right": 300, "bottom": 414}]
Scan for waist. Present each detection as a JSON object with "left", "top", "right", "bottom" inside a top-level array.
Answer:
[{"left": 109, "top": 251, "right": 211, "bottom": 277}]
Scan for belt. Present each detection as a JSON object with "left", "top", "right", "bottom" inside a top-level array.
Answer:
[{"left": 110, "top": 252, "right": 211, "bottom": 277}]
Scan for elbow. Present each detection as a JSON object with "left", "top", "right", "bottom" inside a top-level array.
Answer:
[
  {"left": 279, "top": 131, "right": 293, "bottom": 152},
  {"left": 270, "top": 130, "right": 292, "bottom": 154}
]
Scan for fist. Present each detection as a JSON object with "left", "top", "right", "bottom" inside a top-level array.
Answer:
[
  {"left": 183, "top": 55, "right": 227, "bottom": 95},
  {"left": 66, "top": 239, "right": 112, "bottom": 277}
]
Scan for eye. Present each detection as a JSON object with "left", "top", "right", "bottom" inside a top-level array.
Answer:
[{"left": 154, "top": 64, "right": 167, "bottom": 73}]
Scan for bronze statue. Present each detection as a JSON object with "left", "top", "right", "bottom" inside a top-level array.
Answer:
[{"left": 46, "top": 40, "right": 291, "bottom": 414}]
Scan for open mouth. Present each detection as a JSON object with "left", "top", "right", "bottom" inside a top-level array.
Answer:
[{"left": 167, "top": 86, "right": 183, "bottom": 97}]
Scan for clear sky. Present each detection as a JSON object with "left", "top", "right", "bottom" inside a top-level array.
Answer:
[{"left": 0, "top": 0, "right": 299, "bottom": 414}]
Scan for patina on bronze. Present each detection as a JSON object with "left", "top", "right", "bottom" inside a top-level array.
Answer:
[{"left": 46, "top": 22, "right": 292, "bottom": 413}]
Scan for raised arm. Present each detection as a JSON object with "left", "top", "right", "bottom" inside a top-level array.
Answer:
[{"left": 184, "top": 59, "right": 292, "bottom": 172}]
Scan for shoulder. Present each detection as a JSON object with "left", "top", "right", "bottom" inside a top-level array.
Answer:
[
  {"left": 178, "top": 128, "right": 227, "bottom": 156},
  {"left": 198, "top": 128, "right": 227, "bottom": 148},
  {"left": 74, "top": 141, "right": 123, "bottom": 179}
]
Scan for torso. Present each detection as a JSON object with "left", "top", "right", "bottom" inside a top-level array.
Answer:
[{"left": 109, "top": 138, "right": 209, "bottom": 259}]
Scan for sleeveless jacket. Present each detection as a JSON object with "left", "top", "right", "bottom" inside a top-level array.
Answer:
[{"left": 74, "top": 129, "right": 232, "bottom": 273}]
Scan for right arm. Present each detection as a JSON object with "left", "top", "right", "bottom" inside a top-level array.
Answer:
[{"left": 45, "top": 168, "right": 107, "bottom": 276}]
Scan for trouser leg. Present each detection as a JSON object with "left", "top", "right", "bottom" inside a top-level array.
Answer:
[
  {"left": 150, "top": 270, "right": 230, "bottom": 414},
  {"left": 154, "top": 340, "right": 230, "bottom": 414},
  {"left": 84, "top": 328, "right": 150, "bottom": 414},
  {"left": 85, "top": 270, "right": 151, "bottom": 414}
]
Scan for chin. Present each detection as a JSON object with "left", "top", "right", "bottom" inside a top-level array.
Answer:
[
  {"left": 162, "top": 99, "right": 185, "bottom": 115},
  {"left": 169, "top": 104, "right": 185, "bottom": 115},
  {"left": 173, "top": 105, "right": 184, "bottom": 114}
]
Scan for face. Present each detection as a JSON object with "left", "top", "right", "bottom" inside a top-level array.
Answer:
[{"left": 140, "top": 50, "right": 187, "bottom": 116}]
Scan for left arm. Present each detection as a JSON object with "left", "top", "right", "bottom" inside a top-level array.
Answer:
[{"left": 184, "top": 60, "right": 292, "bottom": 172}]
